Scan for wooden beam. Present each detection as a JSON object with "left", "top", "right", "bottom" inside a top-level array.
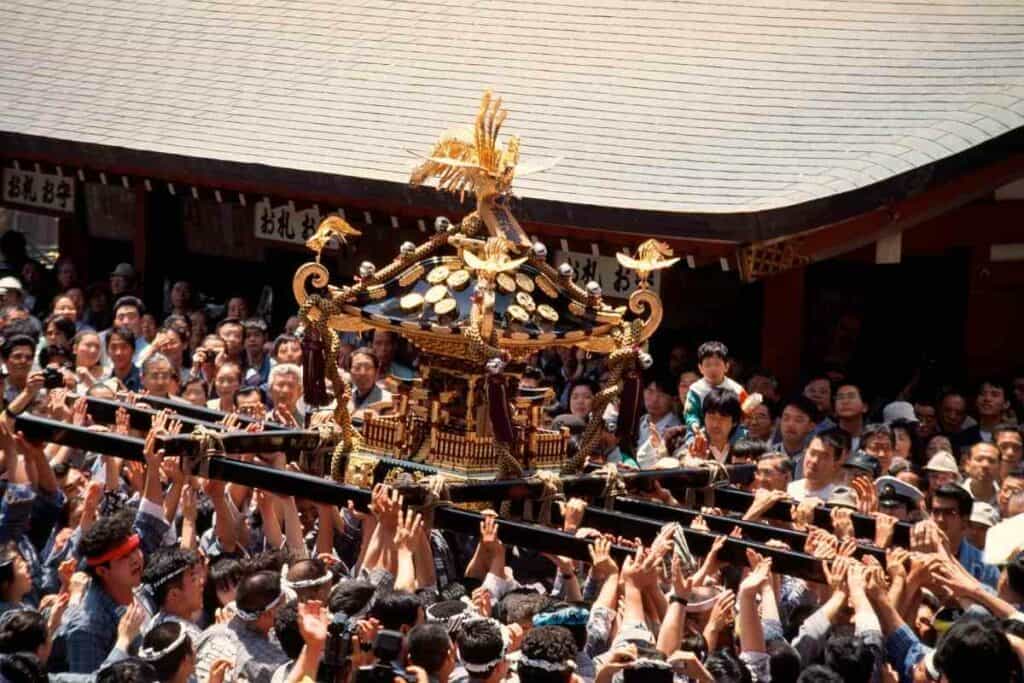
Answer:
[{"left": 798, "top": 152, "right": 1024, "bottom": 262}]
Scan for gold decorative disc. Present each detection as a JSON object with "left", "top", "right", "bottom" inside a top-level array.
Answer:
[
  {"left": 425, "top": 284, "right": 448, "bottom": 305},
  {"left": 496, "top": 273, "right": 516, "bottom": 293},
  {"left": 400, "top": 293, "right": 424, "bottom": 311},
  {"left": 515, "top": 291, "right": 536, "bottom": 312},
  {"left": 537, "top": 303, "right": 559, "bottom": 322},
  {"left": 507, "top": 304, "right": 529, "bottom": 323},
  {"left": 535, "top": 274, "right": 558, "bottom": 298},
  {"left": 515, "top": 273, "right": 535, "bottom": 293},
  {"left": 426, "top": 265, "right": 451, "bottom": 284},
  {"left": 435, "top": 298, "right": 457, "bottom": 316},
  {"left": 447, "top": 269, "right": 470, "bottom": 290}
]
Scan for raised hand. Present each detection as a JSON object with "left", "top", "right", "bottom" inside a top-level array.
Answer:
[
  {"left": 739, "top": 556, "right": 772, "bottom": 594},
  {"left": 744, "top": 488, "right": 789, "bottom": 521},
  {"left": 791, "top": 497, "right": 823, "bottom": 530},
  {"left": 297, "top": 600, "right": 330, "bottom": 646},
  {"left": 874, "top": 512, "right": 897, "bottom": 549},
  {"left": 166, "top": 417, "right": 183, "bottom": 436},
  {"left": 851, "top": 476, "right": 878, "bottom": 515},
  {"left": 690, "top": 426, "right": 708, "bottom": 458},
  {"left": 845, "top": 562, "right": 869, "bottom": 597},
  {"left": 707, "top": 589, "right": 736, "bottom": 633},
  {"left": 47, "top": 389, "right": 71, "bottom": 422},
  {"left": 116, "top": 599, "right": 147, "bottom": 649},
  {"left": 837, "top": 537, "right": 858, "bottom": 558},
  {"left": 45, "top": 593, "right": 70, "bottom": 637},
  {"left": 588, "top": 535, "right": 618, "bottom": 580},
  {"left": 471, "top": 586, "right": 492, "bottom": 617},
  {"left": 830, "top": 507, "right": 855, "bottom": 540},
  {"left": 220, "top": 412, "right": 241, "bottom": 432},
  {"left": 671, "top": 553, "right": 693, "bottom": 598},
  {"left": 885, "top": 547, "right": 909, "bottom": 581},
  {"left": 559, "top": 498, "right": 586, "bottom": 532},
  {"left": 395, "top": 509, "right": 423, "bottom": 552},
  {"left": 58, "top": 558, "right": 77, "bottom": 593},
  {"left": 68, "top": 572, "right": 90, "bottom": 606},
  {"left": 208, "top": 659, "right": 234, "bottom": 683},
  {"left": 823, "top": 557, "right": 851, "bottom": 592},
  {"left": 72, "top": 396, "right": 90, "bottom": 427}
]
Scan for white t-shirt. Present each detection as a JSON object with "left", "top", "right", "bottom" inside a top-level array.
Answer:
[{"left": 787, "top": 478, "right": 835, "bottom": 502}]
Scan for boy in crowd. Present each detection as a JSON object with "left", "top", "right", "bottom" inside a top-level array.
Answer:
[{"left": 682, "top": 341, "right": 747, "bottom": 443}]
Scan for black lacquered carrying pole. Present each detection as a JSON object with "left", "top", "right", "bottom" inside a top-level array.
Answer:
[
  {"left": 13, "top": 413, "right": 832, "bottom": 581},
  {"left": 709, "top": 486, "right": 912, "bottom": 547}
]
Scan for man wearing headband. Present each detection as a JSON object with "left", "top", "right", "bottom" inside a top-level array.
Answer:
[
  {"left": 51, "top": 507, "right": 169, "bottom": 674},
  {"left": 518, "top": 626, "right": 580, "bottom": 683},
  {"left": 533, "top": 606, "right": 593, "bottom": 681},
  {"left": 141, "top": 548, "right": 206, "bottom": 645},
  {"left": 193, "top": 570, "right": 288, "bottom": 683},
  {"left": 454, "top": 618, "right": 510, "bottom": 683},
  {"left": 281, "top": 558, "right": 332, "bottom": 604},
  {"left": 138, "top": 621, "right": 195, "bottom": 683}
]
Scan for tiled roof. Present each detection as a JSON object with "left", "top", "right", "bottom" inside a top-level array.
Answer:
[{"left": 1, "top": 0, "right": 1023, "bottom": 219}]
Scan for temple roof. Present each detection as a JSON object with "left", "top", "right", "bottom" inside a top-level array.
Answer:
[{"left": 2, "top": 0, "right": 1023, "bottom": 241}]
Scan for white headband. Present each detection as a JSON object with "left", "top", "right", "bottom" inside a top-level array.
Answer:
[
  {"left": 149, "top": 563, "right": 190, "bottom": 589},
  {"left": 519, "top": 657, "right": 576, "bottom": 673},
  {"left": 138, "top": 626, "right": 189, "bottom": 661},
  {"left": 281, "top": 563, "right": 333, "bottom": 591},
  {"left": 684, "top": 594, "right": 720, "bottom": 613},
  {"left": 459, "top": 617, "right": 508, "bottom": 673},
  {"left": 233, "top": 590, "right": 286, "bottom": 622}
]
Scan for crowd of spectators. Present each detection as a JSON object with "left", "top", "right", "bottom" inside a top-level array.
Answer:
[{"left": 0, "top": 236, "right": 1021, "bottom": 682}]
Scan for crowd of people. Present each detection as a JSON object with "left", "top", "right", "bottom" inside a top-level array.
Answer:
[{"left": 0, "top": 237, "right": 1022, "bottom": 682}]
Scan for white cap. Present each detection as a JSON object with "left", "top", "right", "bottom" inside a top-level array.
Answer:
[
  {"left": 970, "top": 501, "right": 1000, "bottom": 528},
  {"left": 924, "top": 451, "right": 961, "bottom": 478},
  {"left": 0, "top": 276, "right": 23, "bottom": 294},
  {"left": 882, "top": 401, "right": 918, "bottom": 425}
]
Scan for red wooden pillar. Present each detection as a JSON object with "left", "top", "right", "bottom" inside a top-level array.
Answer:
[{"left": 760, "top": 266, "right": 805, "bottom": 395}]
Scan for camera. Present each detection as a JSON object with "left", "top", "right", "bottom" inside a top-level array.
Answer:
[
  {"left": 356, "top": 630, "right": 415, "bottom": 683},
  {"left": 322, "top": 611, "right": 357, "bottom": 683},
  {"left": 42, "top": 367, "right": 64, "bottom": 390}
]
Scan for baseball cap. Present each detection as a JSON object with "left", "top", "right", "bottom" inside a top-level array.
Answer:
[
  {"left": 110, "top": 263, "right": 135, "bottom": 278},
  {"left": 924, "top": 451, "right": 961, "bottom": 477},
  {"left": 875, "top": 475, "right": 924, "bottom": 508},
  {"left": 551, "top": 414, "right": 586, "bottom": 436},
  {"left": 828, "top": 486, "right": 859, "bottom": 510},
  {"left": 0, "top": 276, "right": 23, "bottom": 294},
  {"left": 842, "top": 450, "right": 880, "bottom": 478},
  {"left": 969, "top": 501, "right": 999, "bottom": 528},
  {"left": 882, "top": 400, "right": 918, "bottom": 425}
]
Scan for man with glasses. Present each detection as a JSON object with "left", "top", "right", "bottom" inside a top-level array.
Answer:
[
  {"left": 997, "top": 465, "right": 1024, "bottom": 520},
  {"left": 0, "top": 334, "right": 35, "bottom": 404},
  {"left": 924, "top": 484, "right": 1000, "bottom": 588},
  {"left": 752, "top": 451, "right": 793, "bottom": 493}
]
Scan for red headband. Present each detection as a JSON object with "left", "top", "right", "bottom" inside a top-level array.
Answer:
[{"left": 86, "top": 534, "right": 140, "bottom": 567}]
